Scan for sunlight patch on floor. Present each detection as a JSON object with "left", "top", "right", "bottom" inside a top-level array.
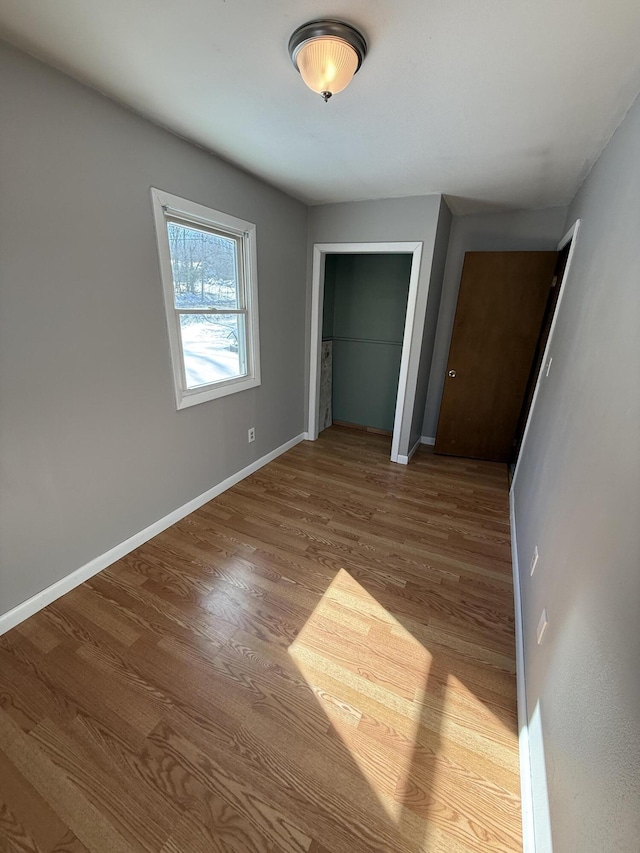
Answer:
[{"left": 288, "top": 569, "right": 442, "bottom": 823}]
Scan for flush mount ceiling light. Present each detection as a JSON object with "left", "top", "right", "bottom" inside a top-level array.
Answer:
[{"left": 288, "top": 20, "right": 368, "bottom": 103}]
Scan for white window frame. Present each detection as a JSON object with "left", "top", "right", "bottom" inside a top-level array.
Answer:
[{"left": 151, "top": 188, "right": 261, "bottom": 409}]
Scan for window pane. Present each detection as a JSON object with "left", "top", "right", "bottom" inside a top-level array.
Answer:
[
  {"left": 179, "top": 313, "right": 244, "bottom": 389},
  {"left": 167, "top": 222, "right": 239, "bottom": 310}
]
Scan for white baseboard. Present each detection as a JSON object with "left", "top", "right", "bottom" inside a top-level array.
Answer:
[
  {"left": 510, "top": 492, "right": 536, "bottom": 853},
  {"left": 0, "top": 432, "right": 306, "bottom": 636},
  {"left": 420, "top": 435, "right": 436, "bottom": 446},
  {"left": 397, "top": 436, "right": 422, "bottom": 466}
]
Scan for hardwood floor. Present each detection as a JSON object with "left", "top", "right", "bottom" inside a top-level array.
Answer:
[{"left": 0, "top": 427, "right": 521, "bottom": 853}]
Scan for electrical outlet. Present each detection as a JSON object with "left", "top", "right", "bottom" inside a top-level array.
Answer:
[
  {"left": 530, "top": 546, "right": 539, "bottom": 577},
  {"left": 537, "top": 609, "right": 548, "bottom": 645},
  {"left": 248, "top": 427, "right": 255, "bottom": 443}
]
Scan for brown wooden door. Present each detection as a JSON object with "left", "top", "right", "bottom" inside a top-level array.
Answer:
[
  {"left": 435, "top": 251, "right": 557, "bottom": 462},
  {"left": 511, "top": 244, "right": 571, "bottom": 464}
]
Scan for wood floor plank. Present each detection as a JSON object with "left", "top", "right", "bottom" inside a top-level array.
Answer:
[
  {"left": 28, "top": 717, "right": 174, "bottom": 851},
  {"left": 0, "top": 427, "right": 521, "bottom": 852},
  {"left": 0, "top": 750, "right": 68, "bottom": 852},
  {"left": 0, "top": 713, "right": 135, "bottom": 853}
]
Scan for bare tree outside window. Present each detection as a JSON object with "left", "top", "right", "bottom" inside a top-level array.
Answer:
[{"left": 167, "top": 221, "right": 244, "bottom": 388}]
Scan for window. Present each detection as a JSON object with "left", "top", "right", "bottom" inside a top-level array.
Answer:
[{"left": 151, "top": 188, "right": 260, "bottom": 409}]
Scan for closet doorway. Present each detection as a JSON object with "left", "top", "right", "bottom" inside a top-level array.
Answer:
[{"left": 308, "top": 242, "right": 423, "bottom": 463}]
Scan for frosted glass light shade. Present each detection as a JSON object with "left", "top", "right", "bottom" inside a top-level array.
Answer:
[
  {"left": 288, "top": 20, "right": 367, "bottom": 101},
  {"left": 296, "top": 36, "right": 359, "bottom": 96}
]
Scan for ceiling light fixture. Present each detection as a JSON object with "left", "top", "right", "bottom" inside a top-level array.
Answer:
[{"left": 288, "top": 20, "right": 368, "bottom": 103}]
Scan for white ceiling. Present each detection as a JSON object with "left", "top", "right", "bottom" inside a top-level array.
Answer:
[{"left": 1, "top": 0, "right": 640, "bottom": 213}]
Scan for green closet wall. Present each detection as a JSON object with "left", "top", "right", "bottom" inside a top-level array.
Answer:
[{"left": 322, "top": 253, "right": 411, "bottom": 432}]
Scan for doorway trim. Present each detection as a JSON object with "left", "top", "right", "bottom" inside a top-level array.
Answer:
[
  {"left": 308, "top": 241, "right": 423, "bottom": 463},
  {"left": 511, "top": 218, "right": 581, "bottom": 491}
]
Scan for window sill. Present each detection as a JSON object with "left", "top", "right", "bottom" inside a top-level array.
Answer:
[{"left": 176, "top": 374, "right": 261, "bottom": 409}]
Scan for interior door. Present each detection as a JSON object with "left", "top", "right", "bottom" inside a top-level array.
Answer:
[
  {"left": 511, "top": 243, "right": 571, "bottom": 464},
  {"left": 435, "top": 251, "right": 557, "bottom": 462}
]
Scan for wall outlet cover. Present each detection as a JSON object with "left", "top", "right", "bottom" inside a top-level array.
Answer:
[
  {"left": 530, "top": 546, "right": 539, "bottom": 576},
  {"left": 537, "top": 608, "right": 549, "bottom": 645}
]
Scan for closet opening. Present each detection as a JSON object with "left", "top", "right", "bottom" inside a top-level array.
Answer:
[{"left": 308, "top": 242, "right": 423, "bottom": 463}]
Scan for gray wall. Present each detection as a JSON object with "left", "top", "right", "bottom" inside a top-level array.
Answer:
[
  {"left": 513, "top": 94, "right": 640, "bottom": 851},
  {"left": 410, "top": 198, "right": 452, "bottom": 447},
  {"left": 0, "top": 42, "right": 308, "bottom": 615},
  {"left": 308, "top": 195, "right": 443, "bottom": 455},
  {"left": 422, "top": 205, "right": 568, "bottom": 438},
  {"left": 327, "top": 254, "right": 411, "bottom": 432}
]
